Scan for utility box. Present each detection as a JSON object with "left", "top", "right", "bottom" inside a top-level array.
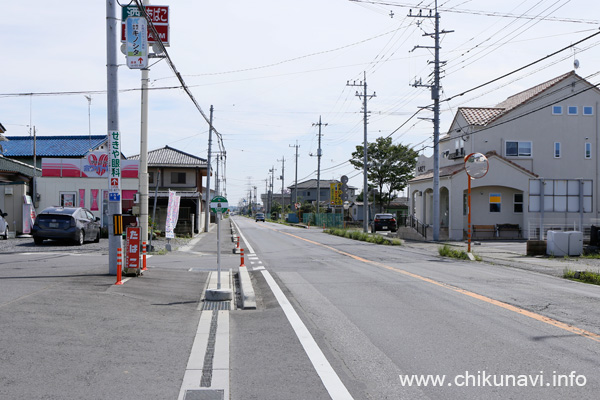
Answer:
[
  {"left": 547, "top": 231, "right": 582, "bottom": 256},
  {"left": 568, "top": 231, "right": 583, "bottom": 256}
]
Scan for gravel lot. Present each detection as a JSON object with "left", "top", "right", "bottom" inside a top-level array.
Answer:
[{"left": 0, "top": 234, "right": 192, "bottom": 255}]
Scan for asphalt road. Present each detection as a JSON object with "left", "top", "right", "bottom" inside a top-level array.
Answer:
[
  {"left": 2, "top": 220, "right": 599, "bottom": 399},
  {"left": 230, "top": 216, "right": 600, "bottom": 400}
]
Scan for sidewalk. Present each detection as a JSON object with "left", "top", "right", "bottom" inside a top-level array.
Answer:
[{"left": 401, "top": 239, "right": 600, "bottom": 277}]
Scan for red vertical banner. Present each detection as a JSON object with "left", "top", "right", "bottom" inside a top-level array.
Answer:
[
  {"left": 79, "top": 189, "right": 86, "bottom": 207},
  {"left": 126, "top": 227, "right": 141, "bottom": 271},
  {"left": 91, "top": 189, "right": 99, "bottom": 211}
]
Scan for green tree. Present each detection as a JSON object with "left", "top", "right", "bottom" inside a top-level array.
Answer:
[{"left": 350, "top": 137, "right": 418, "bottom": 212}]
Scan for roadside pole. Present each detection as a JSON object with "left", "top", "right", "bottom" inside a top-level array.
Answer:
[
  {"left": 206, "top": 196, "right": 232, "bottom": 301},
  {"left": 139, "top": 66, "right": 149, "bottom": 243},
  {"left": 107, "top": 0, "right": 123, "bottom": 275},
  {"left": 204, "top": 106, "right": 214, "bottom": 232}
]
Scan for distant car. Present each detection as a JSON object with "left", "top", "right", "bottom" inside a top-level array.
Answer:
[
  {"left": 370, "top": 213, "right": 397, "bottom": 233},
  {"left": 0, "top": 209, "right": 8, "bottom": 240},
  {"left": 32, "top": 206, "right": 101, "bottom": 245},
  {"left": 255, "top": 212, "right": 265, "bottom": 222}
]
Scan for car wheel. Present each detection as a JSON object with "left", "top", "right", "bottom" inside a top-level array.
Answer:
[
  {"left": 76, "top": 230, "right": 84, "bottom": 246},
  {"left": 93, "top": 231, "right": 100, "bottom": 243},
  {"left": 2, "top": 228, "right": 7, "bottom": 240},
  {"left": 34, "top": 237, "right": 44, "bottom": 245}
]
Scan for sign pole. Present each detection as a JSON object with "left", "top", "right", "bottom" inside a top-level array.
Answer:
[
  {"left": 468, "top": 176, "right": 472, "bottom": 253},
  {"left": 217, "top": 207, "right": 221, "bottom": 290},
  {"left": 206, "top": 196, "right": 232, "bottom": 301}
]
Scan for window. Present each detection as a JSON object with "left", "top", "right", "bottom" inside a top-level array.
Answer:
[
  {"left": 171, "top": 172, "right": 186, "bottom": 184},
  {"left": 148, "top": 171, "right": 154, "bottom": 184},
  {"left": 585, "top": 143, "right": 592, "bottom": 159},
  {"left": 489, "top": 193, "right": 501, "bottom": 213},
  {"left": 60, "top": 192, "right": 76, "bottom": 207},
  {"left": 554, "top": 142, "right": 561, "bottom": 158},
  {"left": 514, "top": 193, "right": 523, "bottom": 213},
  {"left": 568, "top": 106, "right": 578, "bottom": 115},
  {"left": 506, "top": 141, "right": 532, "bottom": 157},
  {"left": 583, "top": 106, "right": 594, "bottom": 116},
  {"left": 552, "top": 105, "right": 563, "bottom": 115}
]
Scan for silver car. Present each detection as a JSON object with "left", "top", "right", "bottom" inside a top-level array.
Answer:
[{"left": 32, "top": 207, "right": 101, "bottom": 245}]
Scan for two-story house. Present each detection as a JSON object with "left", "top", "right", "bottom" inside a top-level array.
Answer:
[
  {"left": 409, "top": 71, "right": 600, "bottom": 240},
  {"left": 128, "top": 145, "right": 209, "bottom": 235}
]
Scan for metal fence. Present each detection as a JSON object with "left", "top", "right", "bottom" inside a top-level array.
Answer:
[
  {"left": 303, "top": 213, "right": 344, "bottom": 229},
  {"left": 399, "top": 214, "right": 427, "bottom": 239}
]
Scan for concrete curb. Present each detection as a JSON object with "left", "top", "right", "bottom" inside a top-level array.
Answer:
[{"left": 238, "top": 266, "right": 257, "bottom": 309}]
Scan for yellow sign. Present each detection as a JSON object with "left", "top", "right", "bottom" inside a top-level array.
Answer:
[{"left": 330, "top": 183, "right": 342, "bottom": 206}]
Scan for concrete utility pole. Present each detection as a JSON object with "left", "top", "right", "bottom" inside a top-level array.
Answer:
[
  {"left": 289, "top": 141, "right": 300, "bottom": 208},
  {"left": 269, "top": 166, "right": 276, "bottom": 216},
  {"left": 106, "top": 0, "right": 122, "bottom": 275},
  {"left": 278, "top": 156, "right": 285, "bottom": 213},
  {"left": 347, "top": 73, "right": 376, "bottom": 233},
  {"left": 409, "top": 1, "right": 453, "bottom": 241},
  {"left": 139, "top": 60, "right": 149, "bottom": 243},
  {"left": 264, "top": 178, "right": 268, "bottom": 212},
  {"left": 204, "top": 105, "right": 214, "bottom": 232},
  {"left": 312, "top": 116, "right": 327, "bottom": 214}
]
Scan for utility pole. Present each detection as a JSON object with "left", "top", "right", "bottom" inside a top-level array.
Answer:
[
  {"left": 269, "top": 166, "right": 276, "bottom": 216},
  {"left": 409, "top": 2, "right": 452, "bottom": 241},
  {"left": 278, "top": 156, "right": 286, "bottom": 213},
  {"left": 106, "top": 0, "right": 122, "bottom": 275},
  {"left": 289, "top": 141, "right": 300, "bottom": 208},
  {"left": 347, "top": 72, "right": 376, "bottom": 233},
  {"left": 204, "top": 105, "right": 214, "bottom": 232},
  {"left": 311, "top": 116, "right": 327, "bottom": 214},
  {"left": 264, "top": 178, "right": 269, "bottom": 212}
]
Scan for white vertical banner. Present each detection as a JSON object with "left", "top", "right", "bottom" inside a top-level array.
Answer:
[{"left": 165, "top": 190, "right": 181, "bottom": 239}]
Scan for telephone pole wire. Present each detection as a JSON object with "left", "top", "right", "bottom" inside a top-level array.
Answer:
[
  {"left": 409, "top": 1, "right": 453, "bottom": 241},
  {"left": 347, "top": 72, "right": 376, "bottom": 233},
  {"left": 312, "top": 116, "right": 327, "bottom": 215},
  {"left": 277, "top": 156, "right": 286, "bottom": 212}
]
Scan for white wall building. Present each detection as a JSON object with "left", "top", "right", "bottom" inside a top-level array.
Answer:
[{"left": 409, "top": 71, "right": 599, "bottom": 240}]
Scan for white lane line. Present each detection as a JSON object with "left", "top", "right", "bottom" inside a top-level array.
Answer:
[
  {"left": 261, "top": 270, "right": 353, "bottom": 400},
  {"left": 230, "top": 219, "right": 255, "bottom": 254}
]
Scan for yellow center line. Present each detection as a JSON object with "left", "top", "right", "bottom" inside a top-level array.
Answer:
[{"left": 273, "top": 227, "right": 600, "bottom": 344}]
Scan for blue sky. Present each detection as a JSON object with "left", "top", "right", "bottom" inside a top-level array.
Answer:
[{"left": 1, "top": 0, "right": 599, "bottom": 205}]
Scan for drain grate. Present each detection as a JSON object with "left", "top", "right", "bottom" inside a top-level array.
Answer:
[{"left": 202, "top": 301, "right": 231, "bottom": 311}]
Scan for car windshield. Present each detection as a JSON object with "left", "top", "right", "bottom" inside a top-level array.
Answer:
[{"left": 375, "top": 214, "right": 394, "bottom": 219}]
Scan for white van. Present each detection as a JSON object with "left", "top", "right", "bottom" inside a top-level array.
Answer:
[{"left": 0, "top": 209, "right": 9, "bottom": 239}]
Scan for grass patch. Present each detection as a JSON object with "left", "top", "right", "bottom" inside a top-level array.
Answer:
[
  {"left": 438, "top": 244, "right": 481, "bottom": 261},
  {"left": 325, "top": 228, "right": 402, "bottom": 246},
  {"left": 564, "top": 268, "right": 600, "bottom": 285}
]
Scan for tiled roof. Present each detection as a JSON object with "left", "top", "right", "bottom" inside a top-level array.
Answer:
[
  {"left": 409, "top": 151, "right": 538, "bottom": 183},
  {"left": 2, "top": 135, "right": 107, "bottom": 157},
  {"left": 495, "top": 71, "right": 572, "bottom": 112},
  {"left": 450, "top": 72, "right": 575, "bottom": 131},
  {"left": 459, "top": 107, "right": 505, "bottom": 126},
  {"left": 128, "top": 145, "right": 207, "bottom": 167},
  {"left": 0, "top": 156, "right": 41, "bottom": 177}
]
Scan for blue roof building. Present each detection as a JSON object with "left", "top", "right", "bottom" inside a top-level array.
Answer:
[{"left": 2, "top": 135, "right": 107, "bottom": 159}]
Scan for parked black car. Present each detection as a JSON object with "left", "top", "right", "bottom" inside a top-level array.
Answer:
[
  {"left": 370, "top": 213, "right": 397, "bottom": 233},
  {"left": 32, "top": 207, "right": 101, "bottom": 245},
  {"left": 255, "top": 212, "right": 265, "bottom": 222}
]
